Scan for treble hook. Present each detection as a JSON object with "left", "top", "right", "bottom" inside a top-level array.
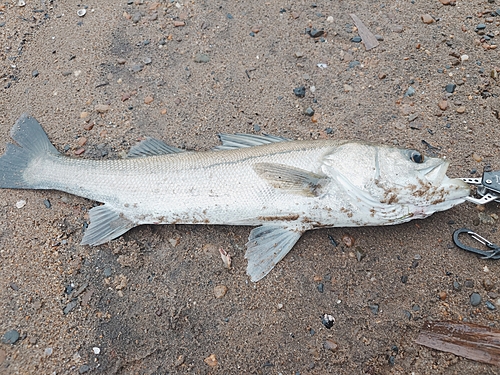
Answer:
[{"left": 453, "top": 228, "right": 500, "bottom": 260}]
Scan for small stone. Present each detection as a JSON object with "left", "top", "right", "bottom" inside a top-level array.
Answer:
[
  {"left": 391, "top": 25, "right": 403, "bottom": 33},
  {"left": 77, "top": 137, "right": 87, "bottom": 147},
  {"left": 321, "top": 314, "right": 335, "bottom": 329},
  {"left": 483, "top": 278, "right": 495, "bottom": 291},
  {"left": 476, "top": 24, "right": 487, "bottom": 31},
  {"left": 439, "top": 0, "right": 456, "bottom": 4},
  {"left": 349, "top": 60, "right": 361, "bottom": 69},
  {"left": 456, "top": 106, "right": 466, "bottom": 114},
  {"left": 74, "top": 148, "right": 85, "bottom": 156},
  {"left": 117, "top": 58, "right": 126, "bottom": 64},
  {"left": 369, "top": 304, "right": 380, "bottom": 315},
  {"left": 15, "top": 200, "right": 26, "bottom": 209},
  {"left": 63, "top": 300, "right": 78, "bottom": 314},
  {"left": 421, "top": 14, "right": 434, "bottom": 24},
  {"left": 32, "top": 70, "right": 39, "bottom": 78},
  {"left": 204, "top": 354, "right": 218, "bottom": 367},
  {"left": 317, "top": 283, "right": 324, "bottom": 293},
  {"left": 465, "top": 279, "right": 474, "bottom": 288},
  {"left": 323, "top": 340, "right": 338, "bottom": 351},
  {"left": 174, "top": 355, "right": 185, "bottom": 367},
  {"left": 472, "top": 153, "right": 483, "bottom": 162},
  {"left": 77, "top": 9, "right": 86, "bottom": 17},
  {"left": 92, "top": 347, "right": 100, "bottom": 355},
  {"left": 79, "top": 364, "right": 90, "bottom": 373},
  {"left": 173, "top": 20, "right": 185, "bottom": 27},
  {"left": 327, "top": 16, "right": 334, "bottom": 23},
  {"left": 94, "top": 104, "right": 111, "bottom": 113},
  {"left": 194, "top": 53, "right": 210, "bottom": 63},
  {"left": 453, "top": 281, "right": 462, "bottom": 291},
  {"left": 304, "top": 107, "right": 315, "bottom": 116},
  {"left": 44, "top": 347, "right": 53, "bottom": 356},
  {"left": 461, "top": 54, "right": 469, "bottom": 62},
  {"left": 83, "top": 123, "right": 94, "bottom": 131},
  {"left": 438, "top": 99, "right": 448, "bottom": 111},
  {"left": 308, "top": 28, "right": 324, "bottom": 38},
  {"left": 214, "top": 285, "right": 228, "bottom": 298},
  {"left": 343, "top": 84, "right": 353, "bottom": 92},
  {"left": 293, "top": 86, "right": 306, "bottom": 98},
  {"left": 160, "top": 108, "right": 167, "bottom": 115},
  {"left": 10, "top": 282, "right": 19, "bottom": 290},
  {"left": 438, "top": 291, "right": 447, "bottom": 300},
  {"left": 404, "top": 86, "right": 416, "bottom": 97},
  {"left": 486, "top": 301, "right": 496, "bottom": 310},
  {"left": 470, "top": 292, "right": 482, "bottom": 306},
  {"left": 131, "top": 64, "right": 143, "bottom": 73},
  {"left": 142, "top": 57, "right": 152, "bottom": 65},
  {"left": 1, "top": 329, "right": 20, "bottom": 344},
  {"left": 378, "top": 73, "right": 387, "bottom": 79},
  {"left": 342, "top": 234, "right": 354, "bottom": 247},
  {"left": 409, "top": 122, "right": 423, "bottom": 130},
  {"left": 445, "top": 83, "right": 456, "bottom": 93},
  {"left": 375, "top": 34, "right": 384, "bottom": 41},
  {"left": 132, "top": 12, "right": 142, "bottom": 23},
  {"left": 144, "top": 96, "right": 154, "bottom": 104},
  {"left": 351, "top": 36, "right": 362, "bottom": 43},
  {"left": 295, "top": 51, "right": 304, "bottom": 58}
]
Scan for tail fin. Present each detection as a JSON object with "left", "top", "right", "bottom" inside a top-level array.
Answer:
[{"left": 0, "top": 113, "right": 60, "bottom": 189}]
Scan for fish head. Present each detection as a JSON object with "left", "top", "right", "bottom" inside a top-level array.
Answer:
[{"left": 323, "top": 142, "right": 470, "bottom": 223}]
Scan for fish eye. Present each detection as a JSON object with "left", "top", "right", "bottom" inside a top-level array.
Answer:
[{"left": 409, "top": 150, "right": 424, "bottom": 163}]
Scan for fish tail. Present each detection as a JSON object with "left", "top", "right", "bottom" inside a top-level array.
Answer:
[{"left": 0, "top": 113, "right": 60, "bottom": 189}]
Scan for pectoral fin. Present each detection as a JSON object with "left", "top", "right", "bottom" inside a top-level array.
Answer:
[
  {"left": 81, "top": 205, "right": 136, "bottom": 246},
  {"left": 245, "top": 225, "right": 303, "bottom": 282},
  {"left": 253, "top": 163, "right": 327, "bottom": 197}
]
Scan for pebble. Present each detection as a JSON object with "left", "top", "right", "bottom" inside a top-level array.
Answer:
[
  {"left": 304, "top": 107, "right": 315, "bottom": 116},
  {"left": 349, "top": 61, "right": 361, "bottom": 69},
  {"left": 295, "top": 51, "right": 304, "bottom": 58},
  {"left": 343, "top": 84, "right": 353, "bottom": 92},
  {"left": 77, "top": 9, "right": 86, "bottom": 17},
  {"left": 391, "top": 25, "right": 403, "bottom": 33},
  {"left": 483, "top": 278, "right": 494, "bottom": 291},
  {"left": 461, "top": 54, "right": 469, "bottom": 62},
  {"left": 214, "top": 285, "right": 228, "bottom": 298},
  {"left": 476, "top": 24, "right": 486, "bottom": 31},
  {"left": 369, "top": 304, "right": 379, "bottom": 315},
  {"left": 293, "top": 86, "right": 306, "bottom": 98},
  {"left": 375, "top": 35, "right": 384, "bottom": 41},
  {"left": 470, "top": 292, "right": 482, "bottom": 306},
  {"left": 131, "top": 64, "right": 143, "bottom": 73},
  {"left": 438, "top": 99, "right": 448, "bottom": 110},
  {"left": 194, "top": 53, "right": 210, "bottom": 63},
  {"left": 439, "top": 0, "right": 456, "bottom": 4},
  {"left": 342, "top": 234, "right": 354, "bottom": 247},
  {"left": 79, "top": 364, "right": 90, "bottom": 373},
  {"left": 321, "top": 314, "right": 335, "bottom": 330},
  {"left": 456, "top": 106, "right": 466, "bottom": 114},
  {"left": 95, "top": 104, "right": 111, "bottom": 113},
  {"left": 253, "top": 124, "right": 261, "bottom": 132},
  {"left": 142, "top": 57, "right": 152, "bottom": 65},
  {"left": 327, "top": 16, "right": 334, "bottom": 23},
  {"left": 44, "top": 347, "right": 53, "bottom": 356},
  {"left": 351, "top": 36, "right": 362, "bottom": 43},
  {"left": 404, "top": 86, "right": 416, "bottom": 97},
  {"left": 1, "top": 329, "right": 20, "bottom": 344},
  {"left": 144, "top": 96, "right": 154, "bottom": 104},
  {"left": 132, "top": 12, "right": 141, "bottom": 23},
  {"left": 421, "top": 14, "right": 434, "bottom": 24},
  {"left": 74, "top": 148, "right": 85, "bottom": 156},
  {"left": 438, "top": 291, "right": 447, "bottom": 300},
  {"left": 63, "top": 300, "right": 78, "bottom": 314},
  {"left": 43, "top": 199, "right": 51, "bottom": 208},
  {"left": 445, "top": 83, "right": 456, "bottom": 93},
  {"left": 15, "top": 200, "right": 26, "bottom": 209},
  {"left": 486, "top": 301, "right": 496, "bottom": 310},
  {"left": 173, "top": 21, "right": 185, "bottom": 27},
  {"left": 204, "top": 354, "right": 218, "bottom": 367},
  {"left": 103, "top": 267, "right": 112, "bottom": 277},
  {"left": 92, "top": 347, "right": 100, "bottom": 355},
  {"left": 465, "top": 279, "right": 474, "bottom": 288},
  {"left": 323, "top": 340, "right": 338, "bottom": 351},
  {"left": 317, "top": 283, "right": 324, "bottom": 293},
  {"left": 453, "top": 281, "right": 462, "bottom": 291},
  {"left": 32, "top": 70, "right": 39, "bottom": 77},
  {"left": 10, "top": 282, "right": 19, "bottom": 291}
]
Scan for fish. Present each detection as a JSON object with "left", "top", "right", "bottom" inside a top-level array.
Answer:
[{"left": 0, "top": 114, "right": 470, "bottom": 281}]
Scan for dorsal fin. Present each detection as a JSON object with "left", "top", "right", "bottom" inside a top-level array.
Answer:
[
  {"left": 213, "top": 133, "right": 290, "bottom": 151},
  {"left": 127, "top": 137, "right": 185, "bottom": 158}
]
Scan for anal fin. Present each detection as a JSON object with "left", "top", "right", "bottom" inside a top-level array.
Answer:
[
  {"left": 81, "top": 205, "right": 136, "bottom": 246},
  {"left": 245, "top": 224, "right": 304, "bottom": 282}
]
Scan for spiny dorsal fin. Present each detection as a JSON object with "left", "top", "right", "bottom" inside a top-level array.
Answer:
[
  {"left": 245, "top": 225, "right": 303, "bottom": 282},
  {"left": 213, "top": 133, "right": 289, "bottom": 151},
  {"left": 127, "top": 137, "right": 185, "bottom": 158},
  {"left": 253, "top": 162, "right": 327, "bottom": 197}
]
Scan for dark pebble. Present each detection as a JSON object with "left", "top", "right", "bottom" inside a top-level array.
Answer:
[
  {"left": 43, "top": 199, "right": 51, "bottom": 208},
  {"left": 64, "top": 284, "right": 74, "bottom": 294},
  {"left": 351, "top": 36, "right": 362, "bottom": 43},
  {"left": 305, "top": 107, "right": 315, "bottom": 116},
  {"left": 349, "top": 60, "right": 361, "bottom": 69},
  {"left": 293, "top": 86, "right": 306, "bottom": 98},
  {"left": 453, "top": 281, "right": 461, "bottom": 291},
  {"left": 2, "top": 329, "right": 20, "bottom": 344},
  {"left": 103, "top": 267, "right": 112, "bottom": 277},
  {"left": 253, "top": 124, "right": 261, "bottom": 132},
  {"left": 321, "top": 314, "right": 335, "bottom": 329},
  {"left": 317, "top": 283, "right": 324, "bottom": 293},
  {"left": 470, "top": 292, "right": 481, "bottom": 306},
  {"left": 437, "top": 68, "right": 444, "bottom": 73},
  {"left": 403, "top": 310, "right": 412, "bottom": 320},
  {"left": 375, "top": 34, "right": 384, "bottom": 41},
  {"left": 226, "top": 13, "right": 233, "bottom": 19},
  {"left": 63, "top": 300, "right": 78, "bottom": 314},
  {"left": 249, "top": 32, "right": 255, "bottom": 37},
  {"left": 131, "top": 64, "right": 143, "bottom": 73},
  {"left": 412, "top": 304, "right": 420, "bottom": 311},
  {"left": 445, "top": 83, "right": 456, "bottom": 93},
  {"left": 486, "top": 301, "right": 496, "bottom": 310},
  {"left": 470, "top": 169, "right": 477, "bottom": 174},
  {"left": 328, "top": 234, "right": 338, "bottom": 246},
  {"left": 401, "top": 275, "right": 408, "bottom": 283},
  {"left": 308, "top": 28, "right": 324, "bottom": 38},
  {"left": 309, "top": 328, "right": 315, "bottom": 336},
  {"left": 325, "top": 127, "right": 333, "bottom": 134},
  {"left": 475, "top": 23, "right": 486, "bottom": 30},
  {"left": 10, "top": 282, "right": 19, "bottom": 291},
  {"left": 0, "top": 22, "right": 5, "bottom": 27},
  {"left": 79, "top": 364, "right": 90, "bottom": 373},
  {"left": 388, "top": 355, "right": 396, "bottom": 366},
  {"left": 32, "top": 70, "right": 39, "bottom": 77},
  {"left": 369, "top": 304, "right": 379, "bottom": 315},
  {"left": 465, "top": 279, "right": 474, "bottom": 288}
]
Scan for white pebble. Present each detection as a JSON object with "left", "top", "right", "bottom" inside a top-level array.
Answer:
[
  {"left": 93, "top": 347, "right": 101, "bottom": 355},
  {"left": 310, "top": 86, "right": 316, "bottom": 93},
  {"left": 327, "top": 16, "right": 334, "bottom": 23},
  {"left": 16, "top": 200, "right": 26, "bottom": 209},
  {"left": 461, "top": 54, "right": 469, "bottom": 62},
  {"left": 45, "top": 347, "right": 53, "bottom": 356}
]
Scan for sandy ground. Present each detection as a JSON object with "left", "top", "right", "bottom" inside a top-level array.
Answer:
[{"left": 1, "top": 0, "right": 500, "bottom": 374}]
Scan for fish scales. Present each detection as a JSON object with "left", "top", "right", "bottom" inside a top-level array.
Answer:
[{"left": 0, "top": 114, "right": 470, "bottom": 281}]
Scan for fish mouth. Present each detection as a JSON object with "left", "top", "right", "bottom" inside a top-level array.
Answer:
[
  {"left": 423, "top": 160, "right": 449, "bottom": 185},
  {"left": 423, "top": 160, "right": 470, "bottom": 203}
]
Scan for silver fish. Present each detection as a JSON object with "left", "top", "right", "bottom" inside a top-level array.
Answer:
[{"left": 0, "top": 114, "right": 470, "bottom": 281}]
